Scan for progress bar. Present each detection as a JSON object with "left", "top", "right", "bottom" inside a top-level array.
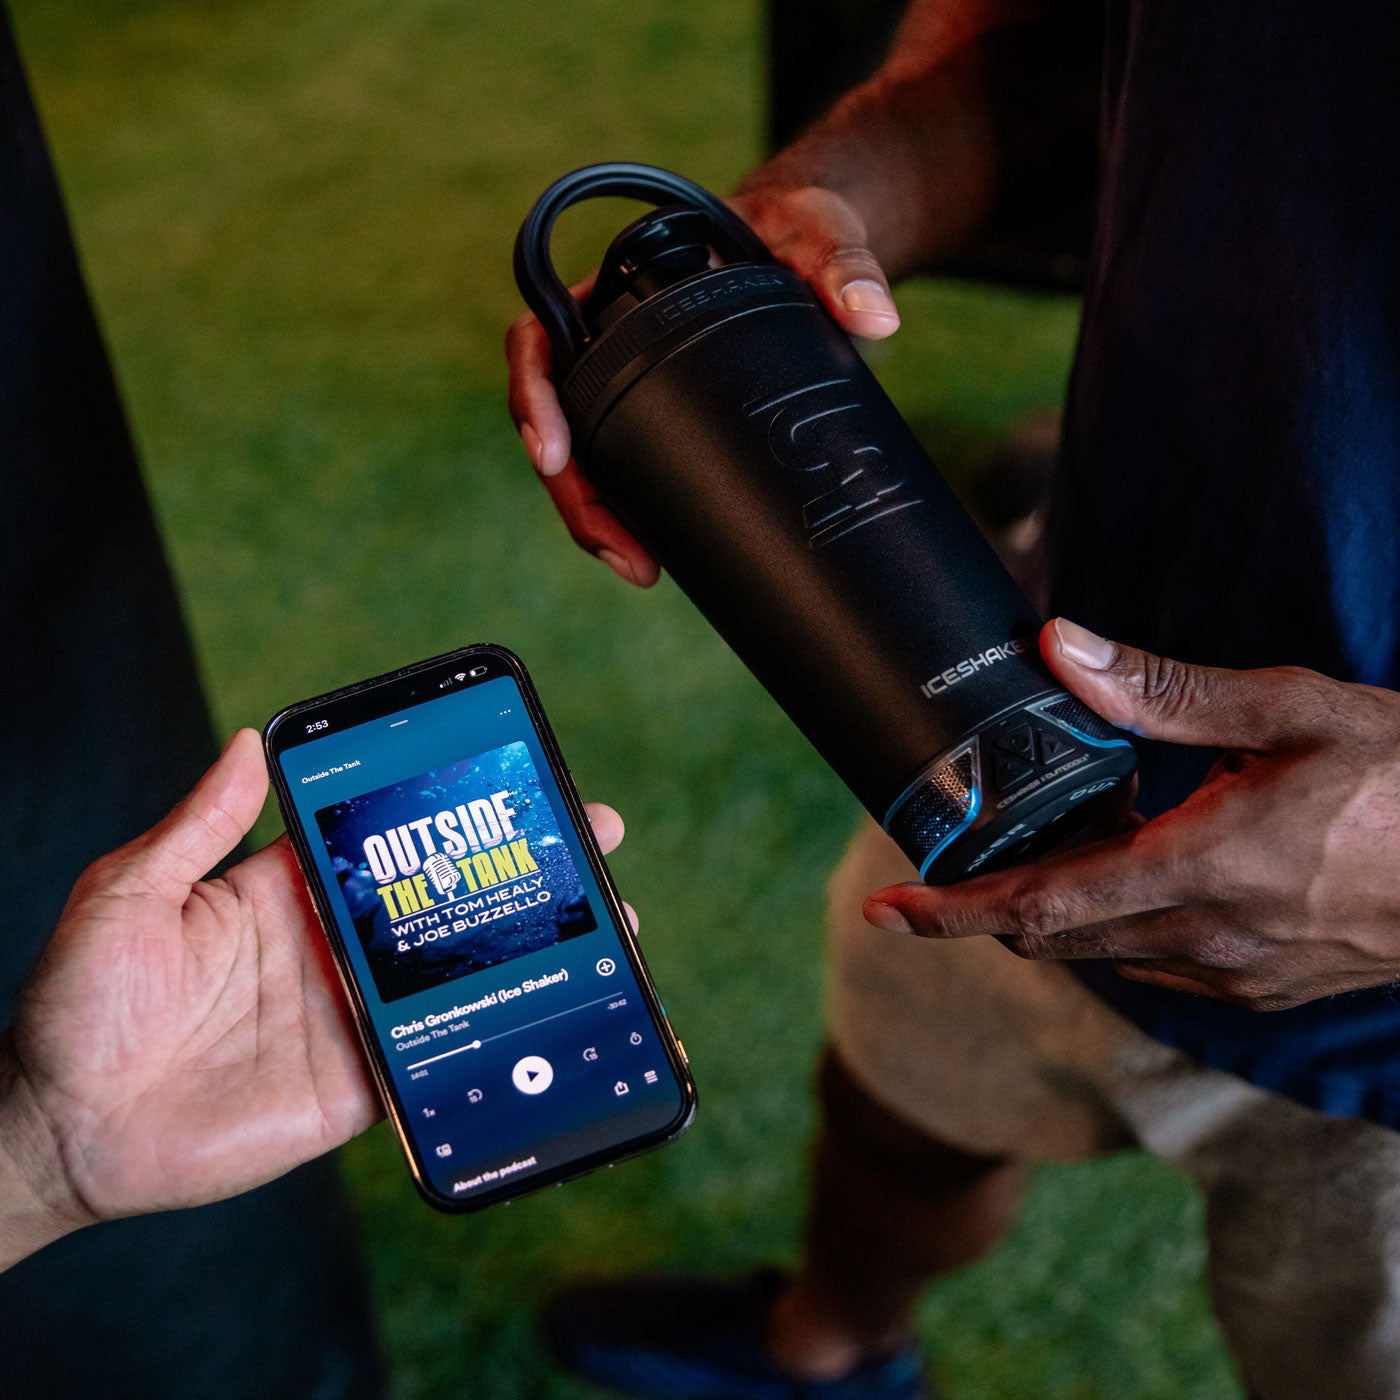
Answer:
[{"left": 405, "top": 991, "right": 621, "bottom": 1070}]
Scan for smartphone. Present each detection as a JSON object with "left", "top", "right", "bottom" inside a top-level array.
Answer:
[{"left": 264, "top": 644, "right": 696, "bottom": 1211}]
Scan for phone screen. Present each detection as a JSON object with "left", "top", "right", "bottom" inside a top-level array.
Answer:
[{"left": 267, "top": 650, "right": 693, "bottom": 1209}]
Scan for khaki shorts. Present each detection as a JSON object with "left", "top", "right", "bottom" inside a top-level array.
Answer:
[{"left": 828, "top": 820, "right": 1400, "bottom": 1400}]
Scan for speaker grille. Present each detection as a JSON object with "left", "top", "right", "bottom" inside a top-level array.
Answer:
[
  {"left": 1035, "top": 695, "right": 1124, "bottom": 744},
  {"left": 885, "top": 750, "right": 977, "bottom": 873}
]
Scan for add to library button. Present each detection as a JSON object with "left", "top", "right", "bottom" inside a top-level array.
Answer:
[
  {"left": 596, "top": 958, "right": 616, "bottom": 976},
  {"left": 511, "top": 1055, "right": 554, "bottom": 1095}
]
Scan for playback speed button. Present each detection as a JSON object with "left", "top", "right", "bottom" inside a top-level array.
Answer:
[{"left": 511, "top": 1055, "right": 554, "bottom": 1095}]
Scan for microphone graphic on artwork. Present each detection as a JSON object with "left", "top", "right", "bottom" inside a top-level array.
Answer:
[{"left": 424, "top": 851, "right": 462, "bottom": 898}]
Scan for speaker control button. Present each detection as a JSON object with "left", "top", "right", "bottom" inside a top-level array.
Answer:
[
  {"left": 1036, "top": 730, "right": 1075, "bottom": 765},
  {"left": 993, "top": 724, "right": 1036, "bottom": 761},
  {"left": 992, "top": 753, "right": 1035, "bottom": 792}
]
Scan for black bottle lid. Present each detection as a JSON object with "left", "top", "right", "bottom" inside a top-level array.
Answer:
[{"left": 514, "top": 163, "right": 813, "bottom": 448}]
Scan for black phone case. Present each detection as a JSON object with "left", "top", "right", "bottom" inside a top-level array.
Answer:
[{"left": 264, "top": 643, "right": 696, "bottom": 1213}]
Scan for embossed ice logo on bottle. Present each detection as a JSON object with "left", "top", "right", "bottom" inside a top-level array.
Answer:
[{"left": 746, "top": 377, "right": 922, "bottom": 548}]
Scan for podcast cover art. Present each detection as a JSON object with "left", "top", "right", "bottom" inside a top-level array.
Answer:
[{"left": 315, "top": 741, "right": 597, "bottom": 1003}]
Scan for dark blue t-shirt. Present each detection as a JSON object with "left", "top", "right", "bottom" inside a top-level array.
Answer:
[{"left": 1053, "top": 0, "right": 1400, "bottom": 1124}]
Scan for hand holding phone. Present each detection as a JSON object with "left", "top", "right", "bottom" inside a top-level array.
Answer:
[
  {"left": 0, "top": 730, "right": 385, "bottom": 1271},
  {"left": 265, "top": 646, "right": 695, "bottom": 1211}
]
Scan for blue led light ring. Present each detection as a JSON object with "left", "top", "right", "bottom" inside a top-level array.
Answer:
[
  {"left": 916, "top": 785, "right": 982, "bottom": 879},
  {"left": 1029, "top": 697, "right": 1133, "bottom": 750}
]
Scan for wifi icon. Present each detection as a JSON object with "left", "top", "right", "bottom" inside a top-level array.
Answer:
[{"left": 454, "top": 672, "right": 467, "bottom": 682}]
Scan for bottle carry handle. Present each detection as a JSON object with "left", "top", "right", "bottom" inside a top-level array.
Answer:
[{"left": 513, "top": 162, "right": 773, "bottom": 367}]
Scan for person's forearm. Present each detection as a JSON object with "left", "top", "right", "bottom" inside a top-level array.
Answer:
[
  {"left": 737, "top": 0, "right": 1039, "bottom": 278},
  {"left": 0, "top": 1040, "right": 76, "bottom": 1271}
]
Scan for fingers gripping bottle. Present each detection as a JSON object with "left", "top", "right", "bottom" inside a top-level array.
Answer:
[{"left": 514, "top": 163, "right": 1136, "bottom": 882}]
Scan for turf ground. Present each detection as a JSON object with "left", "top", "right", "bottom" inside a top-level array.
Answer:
[{"left": 11, "top": 1, "right": 1242, "bottom": 1394}]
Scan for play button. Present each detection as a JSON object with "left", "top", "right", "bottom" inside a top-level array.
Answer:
[{"left": 511, "top": 1055, "right": 554, "bottom": 1095}]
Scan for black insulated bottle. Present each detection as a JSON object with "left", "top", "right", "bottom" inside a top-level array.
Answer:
[{"left": 514, "top": 163, "right": 1136, "bottom": 882}]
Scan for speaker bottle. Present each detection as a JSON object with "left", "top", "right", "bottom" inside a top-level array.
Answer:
[{"left": 514, "top": 163, "right": 1135, "bottom": 882}]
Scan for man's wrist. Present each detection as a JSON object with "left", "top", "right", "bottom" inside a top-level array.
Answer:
[
  {"left": 734, "top": 46, "right": 998, "bottom": 279},
  {"left": 0, "top": 1037, "right": 84, "bottom": 1271}
]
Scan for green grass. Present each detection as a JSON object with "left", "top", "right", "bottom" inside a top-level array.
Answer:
[{"left": 12, "top": 1, "right": 1240, "bottom": 1395}]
